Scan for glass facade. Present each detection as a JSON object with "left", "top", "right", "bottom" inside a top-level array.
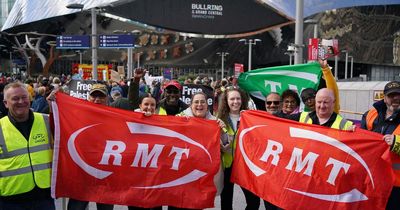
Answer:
[{"left": 0, "top": 0, "right": 15, "bottom": 27}]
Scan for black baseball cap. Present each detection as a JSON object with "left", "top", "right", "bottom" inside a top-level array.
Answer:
[{"left": 384, "top": 81, "right": 400, "bottom": 95}]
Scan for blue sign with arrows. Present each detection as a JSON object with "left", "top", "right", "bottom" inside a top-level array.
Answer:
[
  {"left": 99, "top": 34, "right": 135, "bottom": 48},
  {"left": 56, "top": 35, "right": 90, "bottom": 49}
]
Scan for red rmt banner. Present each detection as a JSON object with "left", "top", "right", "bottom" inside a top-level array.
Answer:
[
  {"left": 51, "top": 93, "right": 221, "bottom": 209},
  {"left": 231, "top": 110, "right": 394, "bottom": 210}
]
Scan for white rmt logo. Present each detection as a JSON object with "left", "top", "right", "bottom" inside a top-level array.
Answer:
[
  {"left": 238, "top": 125, "right": 373, "bottom": 203},
  {"left": 67, "top": 122, "right": 213, "bottom": 189}
]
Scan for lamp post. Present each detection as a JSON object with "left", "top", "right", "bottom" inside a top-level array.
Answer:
[
  {"left": 239, "top": 38, "right": 261, "bottom": 71},
  {"left": 91, "top": 8, "right": 97, "bottom": 80},
  {"left": 9, "top": 51, "right": 12, "bottom": 72},
  {"left": 334, "top": 55, "right": 338, "bottom": 79},
  {"left": 304, "top": 19, "right": 318, "bottom": 38},
  {"left": 216, "top": 52, "right": 229, "bottom": 80},
  {"left": 76, "top": 50, "right": 83, "bottom": 64},
  {"left": 285, "top": 44, "right": 295, "bottom": 65},
  {"left": 349, "top": 55, "right": 354, "bottom": 78},
  {"left": 342, "top": 50, "right": 348, "bottom": 79},
  {"left": 66, "top": 3, "right": 97, "bottom": 80},
  {"left": 136, "top": 51, "right": 143, "bottom": 68},
  {"left": 294, "top": 0, "right": 304, "bottom": 64}
]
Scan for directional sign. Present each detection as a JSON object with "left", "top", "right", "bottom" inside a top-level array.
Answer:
[
  {"left": 99, "top": 34, "right": 135, "bottom": 48},
  {"left": 56, "top": 35, "right": 90, "bottom": 49}
]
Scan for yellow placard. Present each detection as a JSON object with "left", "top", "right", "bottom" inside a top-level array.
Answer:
[{"left": 373, "top": 90, "right": 384, "bottom": 101}]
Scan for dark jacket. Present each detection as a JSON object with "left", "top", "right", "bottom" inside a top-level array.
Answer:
[
  {"left": 128, "top": 79, "right": 140, "bottom": 110},
  {"left": 31, "top": 95, "right": 49, "bottom": 114},
  {"left": 110, "top": 97, "right": 133, "bottom": 111},
  {"left": 361, "top": 100, "right": 400, "bottom": 135}
]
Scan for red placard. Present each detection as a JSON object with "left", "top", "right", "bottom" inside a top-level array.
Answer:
[
  {"left": 308, "top": 38, "right": 319, "bottom": 61},
  {"left": 234, "top": 63, "right": 244, "bottom": 78}
]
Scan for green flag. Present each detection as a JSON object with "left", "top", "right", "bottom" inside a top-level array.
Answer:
[{"left": 238, "top": 62, "right": 322, "bottom": 101}]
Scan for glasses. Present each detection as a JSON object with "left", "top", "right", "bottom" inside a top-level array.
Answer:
[
  {"left": 266, "top": 101, "right": 280, "bottom": 105},
  {"left": 193, "top": 100, "right": 207, "bottom": 105},
  {"left": 165, "top": 89, "right": 179, "bottom": 94},
  {"left": 284, "top": 100, "right": 296, "bottom": 105}
]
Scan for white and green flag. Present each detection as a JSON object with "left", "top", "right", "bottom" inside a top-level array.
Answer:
[{"left": 238, "top": 62, "right": 322, "bottom": 101}]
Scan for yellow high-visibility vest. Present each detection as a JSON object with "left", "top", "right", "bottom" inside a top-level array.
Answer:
[
  {"left": 157, "top": 107, "right": 167, "bottom": 115},
  {"left": 0, "top": 113, "right": 53, "bottom": 196},
  {"left": 299, "top": 112, "right": 353, "bottom": 130}
]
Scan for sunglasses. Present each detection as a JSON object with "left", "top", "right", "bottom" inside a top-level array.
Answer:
[
  {"left": 226, "top": 86, "right": 240, "bottom": 90},
  {"left": 266, "top": 101, "right": 280, "bottom": 105}
]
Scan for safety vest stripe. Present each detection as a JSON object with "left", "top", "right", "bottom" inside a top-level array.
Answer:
[
  {"left": 304, "top": 113, "right": 311, "bottom": 123},
  {"left": 0, "top": 125, "right": 7, "bottom": 153},
  {"left": 0, "top": 162, "right": 52, "bottom": 178},
  {"left": 32, "top": 162, "right": 52, "bottom": 171},
  {"left": 0, "top": 144, "right": 52, "bottom": 159},
  {"left": 41, "top": 114, "right": 53, "bottom": 145},
  {"left": 339, "top": 118, "right": 346, "bottom": 130},
  {"left": 393, "top": 163, "right": 400, "bottom": 170}
]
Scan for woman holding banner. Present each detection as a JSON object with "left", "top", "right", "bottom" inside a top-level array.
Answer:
[
  {"left": 148, "top": 92, "right": 224, "bottom": 210},
  {"left": 216, "top": 86, "right": 260, "bottom": 210}
]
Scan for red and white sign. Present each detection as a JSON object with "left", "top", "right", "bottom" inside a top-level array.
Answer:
[
  {"left": 308, "top": 38, "right": 339, "bottom": 61},
  {"left": 51, "top": 93, "right": 220, "bottom": 208},
  {"left": 234, "top": 63, "right": 244, "bottom": 78},
  {"left": 231, "top": 110, "right": 394, "bottom": 210},
  {"left": 308, "top": 38, "right": 319, "bottom": 61}
]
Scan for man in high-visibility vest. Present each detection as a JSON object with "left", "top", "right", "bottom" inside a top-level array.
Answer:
[
  {"left": 156, "top": 80, "right": 188, "bottom": 115},
  {"left": 278, "top": 88, "right": 353, "bottom": 130},
  {"left": 361, "top": 80, "right": 400, "bottom": 210},
  {"left": 0, "top": 82, "right": 54, "bottom": 209}
]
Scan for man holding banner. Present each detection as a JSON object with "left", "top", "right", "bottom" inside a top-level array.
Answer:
[
  {"left": 361, "top": 81, "right": 400, "bottom": 209},
  {"left": 283, "top": 88, "right": 353, "bottom": 131},
  {"left": 0, "top": 82, "right": 54, "bottom": 210}
]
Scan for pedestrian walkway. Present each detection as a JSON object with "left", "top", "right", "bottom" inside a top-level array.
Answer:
[{"left": 55, "top": 185, "right": 267, "bottom": 210}]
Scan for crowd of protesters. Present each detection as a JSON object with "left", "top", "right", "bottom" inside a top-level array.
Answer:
[{"left": 1, "top": 58, "right": 400, "bottom": 210}]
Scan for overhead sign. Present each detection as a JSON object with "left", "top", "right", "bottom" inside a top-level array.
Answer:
[
  {"left": 104, "top": 0, "right": 291, "bottom": 35},
  {"left": 56, "top": 35, "right": 90, "bottom": 49},
  {"left": 99, "top": 34, "right": 135, "bottom": 48}
]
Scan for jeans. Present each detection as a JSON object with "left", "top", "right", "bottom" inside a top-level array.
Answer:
[{"left": 0, "top": 197, "right": 55, "bottom": 210}]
